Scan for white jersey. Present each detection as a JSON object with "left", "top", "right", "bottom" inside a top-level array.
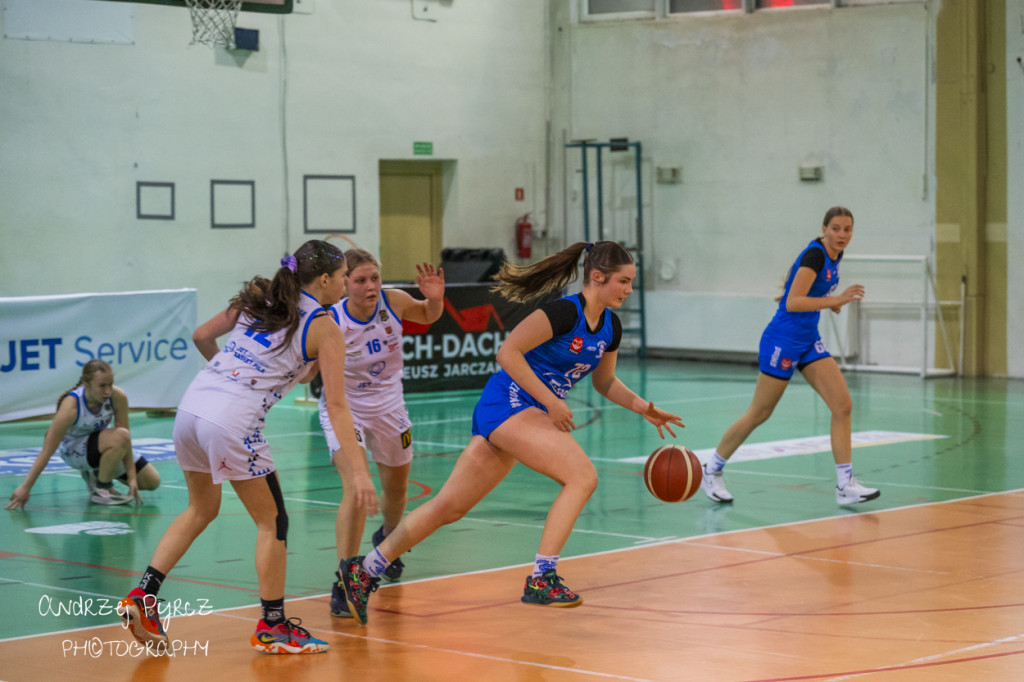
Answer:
[
  {"left": 54, "top": 385, "right": 114, "bottom": 460},
  {"left": 179, "top": 291, "right": 331, "bottom": 439},
  {"left": 319, "top": 290, "right": 405, "bottom": 419}
]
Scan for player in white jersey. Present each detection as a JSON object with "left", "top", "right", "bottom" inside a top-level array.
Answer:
[
  {"left": 321, "top": 249, "right": 444, "bottom": 616},
  {"left": 117, "top": 240, "right": 369, "bottom": 656},
  {"left": 6, "top": 359, "right": 161, "bottom": 509}
]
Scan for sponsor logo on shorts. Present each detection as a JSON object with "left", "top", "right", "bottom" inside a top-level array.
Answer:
[
  {"left": 781, "top": 358, "right": 792, "bottom": 370},
  {"left": 770, "top": 345, "right": 781, "bottom": 368},
  {"left": 400, "top": 429, "right": 412, "bottom": 449}
]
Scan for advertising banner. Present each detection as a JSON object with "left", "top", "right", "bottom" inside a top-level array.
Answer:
[
  {"left": 395, "top": 283, "right": 552, "bottom": 394},
  {"left": 0, "top": 289, "right": 199, "bottom": 421}
]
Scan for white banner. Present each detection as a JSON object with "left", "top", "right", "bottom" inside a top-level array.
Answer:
[{"left": 0, "top": 289, "right": 198, "bottom": 422}]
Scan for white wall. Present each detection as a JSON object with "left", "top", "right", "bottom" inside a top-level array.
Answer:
[
  {"left": 548, "top": 1, "right": 941, "bottom": 371},
  {"left": 0, "top": 0, "right": 548, "bottom": 324}
]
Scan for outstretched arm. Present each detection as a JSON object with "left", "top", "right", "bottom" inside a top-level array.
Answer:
[
  {"left": 388, "top": 263, "right": 445, "bottom": 325},
  {"left": 590, "top": 351, "right": 684, "bottom": 439},
  {"left": 6, "top": 398, "right": 76, "bottom": 509}
]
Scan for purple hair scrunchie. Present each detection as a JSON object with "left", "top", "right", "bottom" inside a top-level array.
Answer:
[{"left": 281, "top": 255, "right": 298, "bottom": 273}]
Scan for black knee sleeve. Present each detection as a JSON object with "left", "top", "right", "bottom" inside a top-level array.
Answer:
[{"left": 265, "top": 472, "right": 288, "bottom": 545}]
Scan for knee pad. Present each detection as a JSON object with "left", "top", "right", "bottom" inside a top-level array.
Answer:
[{"left": 265, "top": 472, "right": 289, "bottom": 544}]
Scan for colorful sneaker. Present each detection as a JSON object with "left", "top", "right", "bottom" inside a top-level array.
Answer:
[
  {"left": 118, "top": 588, "right": 167, "bottom": 646},
  {"left": 371, "top": 526, "right": 405, "bottom": 582},
  {"left": 701, "top": 465, "right": 734, "bottom": 504},
  {"left": 521, "top": 569, "right": 582, "bottom": 607},
  {"left": 340, "top": 556, "right": 379, "bottom": 625},
  {"left": 251, "top": 618, "right": 329, "bottom": 654},
  {"left": 329, "top": 570, "right": 351, "bottom": 618},
  {"left": 90, "top": 486, "right": 133, "bottom": 506},
  {"left": 836, "top": 476, "right": 880, "bottom": 506}
]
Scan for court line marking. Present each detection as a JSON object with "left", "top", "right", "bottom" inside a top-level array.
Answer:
[
  {"left": 820, "top": 633, "right": 1024, "bottom": 682},
  {"left": 691, "top": 543, "right": 952, "bottom": 575},
  {"left": 3, "top": 488, "right": 1022, "bottom": 645},
  {"left": 608, "top": 431, "right": 948, "bottom": 465}
]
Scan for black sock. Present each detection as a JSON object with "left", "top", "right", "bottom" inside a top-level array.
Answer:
[
  {"left": 261, "top": 598, "right": 285, "bottom": 626},
  {"left": 138, "top": 566, "right": 166, "bottom": 597},
  {"left": 96, "top": 479, "right": 113, "bottom": 490}
]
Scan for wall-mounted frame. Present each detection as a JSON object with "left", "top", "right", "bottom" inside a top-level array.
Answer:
[
  {"left": 211, "top": 180, "right": 255, "bottom": 229},
  {"left": 303, "top": 175, "right": 356, "bottom": 234},
  {"left": 136, "top": 181, "right": 175, "bottom": 220}
]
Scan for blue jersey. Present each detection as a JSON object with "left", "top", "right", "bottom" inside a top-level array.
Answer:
[
  {"left": 472, "top": 294, "right": 621, "bottom": 438},
  {"left": 766, "top": 238, "right": 841, "bottom": 342}
]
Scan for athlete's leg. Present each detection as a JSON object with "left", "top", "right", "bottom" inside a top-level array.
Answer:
[
  {"left": 333, "top": 446, "right": 370, "bottom": 560},
  {"left": 376, "top": 460, "right": 411, "bottom": 534},
  {"left": 231, "top": 473, "right": 288, "bottom": 601},
  {"left": 376, "top": 435, "right": 515, "bottom": 561},
  {"left": 488, "top": 409, "right": 598, "bottom": 557},
  {"left": 134, "top": 462, "right": 161, "bottom": 490},
  {"left": 715, "top": 372, "right": 789, "bottom": 459},
  {"left": 148, "top": 470, "right": 222, "bottom": 573},
  {"left": 800, "top": 357, "right": 853, "bottom": 465},
  {"left": 95, "top": 427, "right": 132, "bottom": 484}
]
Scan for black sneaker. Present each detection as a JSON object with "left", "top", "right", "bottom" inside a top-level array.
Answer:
[
  {"left": 371, "top": 525, "right": 405, "bottom": 582},
  {"left": 329, "top": 570, "right": 351, "bottom": 618}
]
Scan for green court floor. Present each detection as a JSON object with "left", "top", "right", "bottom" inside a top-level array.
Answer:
[{"left": 2, "top": 358, "right": 1022, "bottom": 641}]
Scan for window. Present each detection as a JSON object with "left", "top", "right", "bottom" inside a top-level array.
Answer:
[
  {"left": 755, "top": 0, "right": 828, "bottom": 8},
  {"left": 669, "top": 0, "right": 742, "bottom": 12}
]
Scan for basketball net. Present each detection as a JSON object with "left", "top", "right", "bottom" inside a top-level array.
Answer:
[{"left": 183, "top": 0, "right": 243, "bottom": 49}]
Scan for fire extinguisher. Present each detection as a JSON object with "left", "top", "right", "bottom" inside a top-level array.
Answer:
[{"left": 515, "top": 213, "right": 533, "bottom": 259}]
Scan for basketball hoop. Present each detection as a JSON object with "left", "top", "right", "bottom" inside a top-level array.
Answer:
[{"left": 183, "top": 0, "right": 243, "bottom": 49}]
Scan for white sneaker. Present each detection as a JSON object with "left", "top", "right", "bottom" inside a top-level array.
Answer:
[
  {"left": 80, "top": 469, "right": 98, "bottom": 494},
  {"left": 90, "top": 487, "right": 133, "bottom": 506},
  {"left": 836, "top": 476, "right": 880, "bottom": 506},
  {"left": 701, "top": 465, "right": 734, "bottom": 504}
]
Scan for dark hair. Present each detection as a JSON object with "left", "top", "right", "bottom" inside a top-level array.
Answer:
[
  {"left": 57, "top": 359, "right": 112, "bottom": 412},
  {"left": 231, "top": 239, "right": 345, "bottom": 351},
  {"left": 823, "top": 206, "right": 854, "bottom": 226},
  {"left": 491, "top": 241, "right": 634, "bottom": 303}
]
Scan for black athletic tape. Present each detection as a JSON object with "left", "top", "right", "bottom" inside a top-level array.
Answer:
[{"left": 265, "top": 471, "right": 289, "bottom": 545}]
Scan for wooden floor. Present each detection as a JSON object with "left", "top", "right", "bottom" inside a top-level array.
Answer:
[
  {"left": 3, "top": 358, "right": 1023, "bottom": 680},
  {"left": 4, "top": 491, "right": 1024, "bottom": 681}
]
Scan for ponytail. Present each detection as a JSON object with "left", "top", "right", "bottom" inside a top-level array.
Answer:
[{"left": 491, "top": 241, "right": 634, "bottom": 303}]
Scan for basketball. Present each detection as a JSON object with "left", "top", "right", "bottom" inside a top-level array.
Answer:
[{"left": 643, "top": 445, "right": 702, "bottom": 503}]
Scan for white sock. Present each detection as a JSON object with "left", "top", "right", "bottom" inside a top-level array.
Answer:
[
  {"left": 533, "top": 554, "right": 559, "bottom": 577},
  {"left": 707, "top": 452, "right": 728, "bottom": 474},
  {"left": 836, "top": 463, "right": 853, "bottom": 489},
  {"left": 362, "top": 547, "right": 390, "bottom": 578}
]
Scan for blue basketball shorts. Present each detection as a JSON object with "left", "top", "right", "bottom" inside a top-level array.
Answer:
[
  {"left": 472, "top": 373, "right": 547, "bottom": 440},
  {"left": 758, "top": 331, "right": 831, "bottom": 380}
]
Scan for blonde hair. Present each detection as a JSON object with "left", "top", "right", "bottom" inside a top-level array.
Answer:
[{"left": 57, "top": 359, "right": 112, "bottom": 411}]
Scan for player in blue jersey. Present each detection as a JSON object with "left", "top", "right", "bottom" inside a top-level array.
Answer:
[
  {"left": 702, "top": 206, "right": 880, "bottom": 507},
  {"left": 335, "top": 241, "right": 683, "bottom": 624}
]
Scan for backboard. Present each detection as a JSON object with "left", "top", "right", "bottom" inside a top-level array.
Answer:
[{"left": 101, "top": 0, "right": 292, "bottom": 13}]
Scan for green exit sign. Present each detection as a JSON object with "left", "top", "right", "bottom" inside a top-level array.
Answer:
[{"left": 413, "top": 141, "right": 433, "bottom": 156}]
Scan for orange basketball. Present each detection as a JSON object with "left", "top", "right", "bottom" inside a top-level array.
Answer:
[{"left": 643, "top": 445, "right": 702, "bottom": 503}]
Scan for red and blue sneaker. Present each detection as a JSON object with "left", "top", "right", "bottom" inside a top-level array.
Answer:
[
  {"left": 118, "top": 588, "right": 168, "bottom": 645},
  {"left": 251, "top": 618, "right": 329, "bottom": 654},
  {"left": 521, "top": 570, "right": 582, "bottom": 607}
]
